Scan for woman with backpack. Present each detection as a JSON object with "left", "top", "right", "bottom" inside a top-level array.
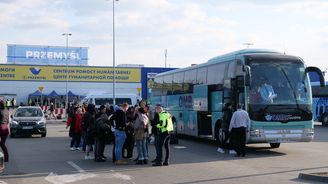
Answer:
[{"left": 134, "top": 107, "right": 149, "bottom": 165}]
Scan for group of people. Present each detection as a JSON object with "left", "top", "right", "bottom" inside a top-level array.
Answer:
[
  {"left": 217, "top": 103, "right": 250, "bottom": 157},
  {"left": 65, "top": 101, "right": 174, "bottom": 166}
]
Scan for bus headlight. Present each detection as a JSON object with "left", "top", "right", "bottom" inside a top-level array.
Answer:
[
  {"left": 250, "top": 129, "right": 263, "bottom": 137},
  {"left": 304, "top": 128, "right": 314, "bottom": 137}
]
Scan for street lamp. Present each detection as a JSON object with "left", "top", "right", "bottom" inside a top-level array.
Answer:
[
  {"left": 164, "top": 49, "right": 167, "bottom": 68},
  {"left": 62, "top": 33, "right": 72, "bottom": 112},
  {"left": 112, "top": 0, "right": 119, "bottom": 105}
]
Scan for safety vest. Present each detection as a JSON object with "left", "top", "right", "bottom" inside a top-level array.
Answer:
[
  {"left": 157, "top": 111, "right": 174, "bottom": 133},
  {"left": 5, "top": 100, "right": 10, "bottom": 107}
]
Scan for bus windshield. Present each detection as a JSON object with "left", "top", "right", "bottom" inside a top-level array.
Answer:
[
  {"left": 247, "top": 59, "right": 312, "bottom": 122},
  {"left": 249, "top": 60, "right": 311, "bottom": 105}
]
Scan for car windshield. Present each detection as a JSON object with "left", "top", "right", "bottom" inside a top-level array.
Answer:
[{"left": 14, "top": 108, "right": 43, "bottom": 117}]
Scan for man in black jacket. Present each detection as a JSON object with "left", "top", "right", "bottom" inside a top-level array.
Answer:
[
  {"left": 217, "top": 103, "right": 234, "bottom": 154},
  {"left": 94, "top": 105, "right": 111, "bottom": 162},
  {"left": 150, "top": 105, "right": 160, "bottom": 163}
]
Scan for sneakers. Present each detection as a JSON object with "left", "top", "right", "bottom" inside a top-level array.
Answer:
[
  {"left": 69, "top": 147, "right": 76, "bottom": 151},
  {"left": 85, "top": 155, "right": 94, "bottom": 160},
  {"left": 115, "top": 160, "right": 127, "bottom": 165},
  {"left": 217, "top": 148, "right": 225, "bottom": 154},
  {"left": 229, "top": 150, "right": 237, "bottom": 155}
]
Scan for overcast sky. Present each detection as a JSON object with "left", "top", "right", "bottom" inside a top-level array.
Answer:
[{"left": 0, "top": 0, "right": 327, "bottom": 70}]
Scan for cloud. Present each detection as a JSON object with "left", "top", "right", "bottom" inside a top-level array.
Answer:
[{"left": 1, "top": 0, "right": 328, "bottom": 70}]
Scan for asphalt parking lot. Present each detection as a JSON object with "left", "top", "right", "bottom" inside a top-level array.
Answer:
[{"left": 1, "top": 121, "right": 328, "bottom": 184}]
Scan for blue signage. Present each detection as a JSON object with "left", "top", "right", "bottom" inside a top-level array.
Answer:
[{"left": 7, "top": 44, "right": 88, "bottom": 65}]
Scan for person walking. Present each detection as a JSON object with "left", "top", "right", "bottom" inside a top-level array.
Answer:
[
  {"left": 134, "top": 107, "right": 149, "bottom": 165},
  {"left": 152, "top": 105, "right": 174, "bottom": 166},
  {"left": 229, "top": 103, "right": 250, "bottom": 157},
  {"left": 83, "top": 104, "right": 96, "bottom": 160},
  {"left": 94, "top": 105, "right": 111, "bottom": 162},
  {"left": 217, "top": 103, "right": 234, "bottom": 154},
  {"left": 66, "top": 107, "right": 83, "bottom": 151},
  {"left": 49, "top": 102, "right": 56, "bottom": 120},
  {"left": 0, "top": 99, "right": 9, "bottom": 162},
  {"left": 112, "top": 103, "right": 129, "bottom": 165}
]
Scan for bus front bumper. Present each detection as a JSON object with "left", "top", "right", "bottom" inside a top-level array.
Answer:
[{"left": 248, "top": 128, "right": 314, "bottom": 143}]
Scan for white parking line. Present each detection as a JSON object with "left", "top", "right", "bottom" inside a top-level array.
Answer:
[{"left": 66, "top": 161, "right": 85, "bottom": 173}]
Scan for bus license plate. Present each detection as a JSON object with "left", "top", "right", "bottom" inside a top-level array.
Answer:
[
  {"left": 274, "top": 138, "right": 290, "bottom": 143},
  {"left": 22, "top": 126, "right": 33, "bottom": 130}
]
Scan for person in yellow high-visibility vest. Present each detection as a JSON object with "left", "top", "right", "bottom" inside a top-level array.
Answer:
[
  {"left": 5, "top": 99, "right": 10, "bottom": 110},
  {"left": 152, "top": 104, "right": 173, "bottom": 166}
]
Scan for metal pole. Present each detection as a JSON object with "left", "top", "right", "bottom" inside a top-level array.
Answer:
[
  {"left": 112, "top": 0, "right": 118, "bottom": 105},
  {"left": 62, "top": 33, "right": 72, "bottom": 112},
  {"left": 165, "top": 49, "right": 167, "bottom": 68}
]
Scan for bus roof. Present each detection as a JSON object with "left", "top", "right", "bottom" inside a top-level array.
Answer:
[{"left": 157, "top": 49, "right": 280, "bottom": 77}]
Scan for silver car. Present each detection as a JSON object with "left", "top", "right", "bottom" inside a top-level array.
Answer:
[{"left": 10, "top": 106, "right": 47, "bottom": 138}]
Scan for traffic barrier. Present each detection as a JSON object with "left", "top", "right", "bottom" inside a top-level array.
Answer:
[{"left": 47, "top": 107, "right": 66, "bottom": 119}]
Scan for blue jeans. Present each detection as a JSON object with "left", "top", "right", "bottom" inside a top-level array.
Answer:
[
  {"left": 136, "top": 138, "right": 148, "bottom": 160},
  {"left": 70, "top": 133, "right": 81, "bottom": 148},
  {"left": 114, "top": 130, "right": 126, "bottom": 160}
]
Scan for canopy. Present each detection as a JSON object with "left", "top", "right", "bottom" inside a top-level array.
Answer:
[
  {"left": 29, "top": 90, "right": 43, "bottom": 97},
  {"left": 48, "top": 90, "right": 59, "bottom": 97},
  {"left": 67, "top": 91, "right": 78, "bottom": 97}
]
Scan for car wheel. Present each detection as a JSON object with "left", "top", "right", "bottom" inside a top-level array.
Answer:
[
  {"left": 270, "top": 143, "right": 280, "bottom": 148},
  {"left": 10, "top": 133, "right": 15, "bottom": 138}
]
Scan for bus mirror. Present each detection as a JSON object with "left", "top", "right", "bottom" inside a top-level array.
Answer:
[
  {"left": 304, "top": 66, "right": 325, "bottom": 87},
  {"left": 243, "top": 65, "right": 251, "bottom": 86}
]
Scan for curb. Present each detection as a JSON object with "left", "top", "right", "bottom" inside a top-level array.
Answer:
[{"left": 299, "top": 172, "right": 328, "bottom": 183}]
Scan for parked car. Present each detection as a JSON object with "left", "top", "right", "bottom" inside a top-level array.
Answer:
[
  {"left": 10, "top": 106, "right": 47, "bottom": 138},
  {"left": 0, "top": 152, "right": 4, "bottom": 173}
]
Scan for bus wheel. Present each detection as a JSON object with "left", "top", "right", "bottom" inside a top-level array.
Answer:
[
  {"left": 218, "top": 128, "right": 226, "bottom": 146},
  {"left": 270, "top": 143, "right": 280, "bottom": 148},
  {"left": 321, "top": 113, "right": 328, "bottom": 126},
  {"left": 215, "top": 122, "right": 225, "bottom": 146}
]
